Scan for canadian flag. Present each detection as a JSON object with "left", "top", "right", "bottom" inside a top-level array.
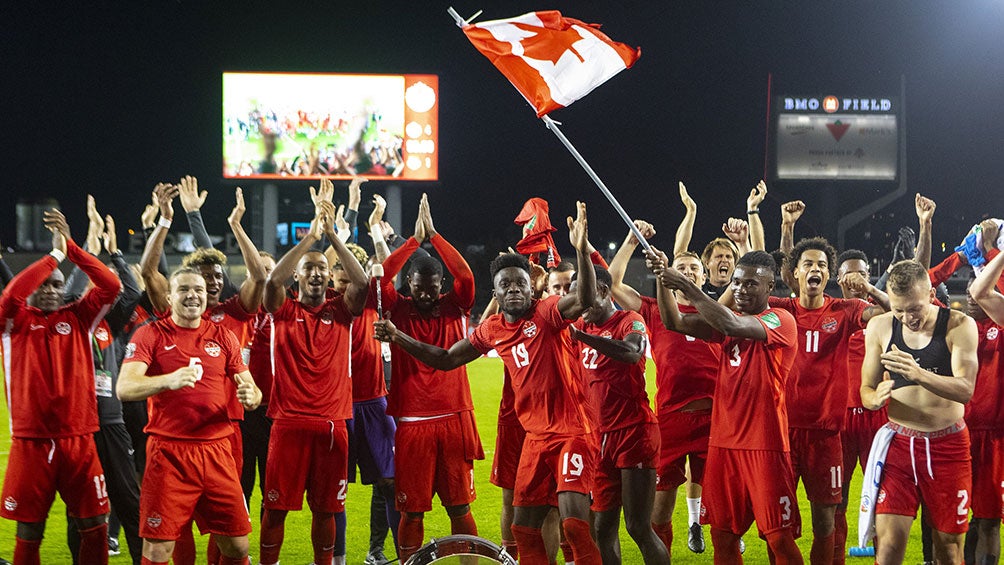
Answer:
[{"left": 463, "top": 11, "right": 641, "bottom": 117}]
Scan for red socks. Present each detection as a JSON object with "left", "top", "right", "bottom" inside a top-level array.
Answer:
[
  {"left": 173, "top": 524, "right": 196, "bottom": 565},
  {"left": 259, "top": 509, "right": 286, "bottom": 565},
  {"left": 14, "top": 537, "right": 41, "bottom": 565},
  {"left": 766, "top": 530, "right": 805, "bottom": 565},
  {"left": 809, "top": 531, "right": 834, "bottom": 565},
  {"left": 562, "top": 517, "right": 600, "bottom": 565},
  {"left": 78, "top": 523, "right": 109, "bottom": 565},
  {"left": 449, "top": 510, "right": 478, "bottom": 536},
  {"left": 398, "top": 514, "right": 425, "bottom": 564},
  {"left": 833, "top": 511, "right": 848, "bottom": 565},
  {"left": 311, "top": 512, "right": 336, "bottom": 565},
  {"left": 652, "top": 521, "right": 673, "bottom": 558},
  {"left": 511, "top": 525, "right": 548, "bottom": 565},
  {"left": 711, "top": 528, "right": 743, "bottom": 564}
]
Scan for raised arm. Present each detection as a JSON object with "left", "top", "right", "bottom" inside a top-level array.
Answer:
[
  {"left": 662, "top": 265, "right": 766, "bottom": 341},
  {"left": 368, "top": 194, "right": 391, "bottom": 262},
  {"left": 372, "top": 318, "right": 481, "bottom": 371},
  {"left": 839, "top": 271, "right": 890, "bottom": 322},
  {"left": 104, "top": 216, "right": 143, "bottom": 334},
  {"left": 264, "top": 214, "right": 322, "bottom": 313},
  {"left": 179, "top": 175, "right": 239, "bottom": 299},
  {"left": 558, "top": 202, "right": 596, "bottom": 320},
  {"left": 423, "top": 193, "right": 474, "bottom": 308},
  {"left": 140, "top": 188, "right": 169, "bottom": 277},
  {"left": 673, "top": 182, "right": 696, "bottom": 256},
  {"left": 320, "top": 200, "right": 369, "bottom": 315},
  {"left": 0, "top": 214, "right": 69, "bottom": 318},
  {"left": 608, "top": 220, "right": 655, "bottom": 312},
  {"left": 779, "top": 200, "right": 804, "bottom": 291},
  {"left": 972, "top": 248, "right": 1004, "bottom": 324},
  {"left": 747, "top": 180, "right": 767, "bottom": 251},
  {"left": 228, "top": 187, "right": 267, "bottom": 314},
  {"left": 914, "top": 193, "right": 935, "bottom": 269},
  {"left": 140, "top": 183, "right": 178, "bottom": 313},
  {"left": 722, "top": 218, "right": 751, "bottom": 257}
]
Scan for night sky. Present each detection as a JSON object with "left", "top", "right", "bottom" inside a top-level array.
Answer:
[{"left": 5, "top": 1, "right": 1004, "bottom": 263}]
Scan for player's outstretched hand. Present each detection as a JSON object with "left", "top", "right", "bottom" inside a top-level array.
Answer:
[
  {"left": 373, "top": 319, "right": 398, "bottom": 343},
  {"left": 722, "top": 218, "right": 749, "bottom": 245},
  {"left": 748, "top": 180, "right": 768, "bottom": 211},
  {"left": 43, "top": 209, "right": 70, "bottom": 255},
  {"left": 627, "top": 219, "right": 656, "bottom": 246},
  {"left": 679, "top": 182, "right": 696, "bottom": 213},
  {"left": 141, "top": 188, "right": 161, "bottom": 229},
  {"left": 228, "top": 187, "right": 246, "bottom": 226},
  {"left": 915, "top": 193, "right": 936, "bottom": 224},
  {"left": 177, "top": 175, "right": 207, "bottom": 213},
  {"left": 781, "top": 200, "right": 805, "bottom": 225},
  {"left": 567, "top": 201, "right": 588, "bottom": 252},
  {"left": 155, "top": 182, "right": 180, "bottom": 222},
  {"left": 166, "top": 367, "right": 199, "bottom": 390},
  {"left": 103, "top": 215, "right": 118, "bottom": 255}
]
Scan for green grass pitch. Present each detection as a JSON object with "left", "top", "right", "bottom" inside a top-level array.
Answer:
[{"left": 0, "top": 357, "right": 955, "bottom": 563}]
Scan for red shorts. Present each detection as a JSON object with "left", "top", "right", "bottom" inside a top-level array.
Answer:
[
  {"left": 841, "top": 406, "right": 887, "bottom": 479},
  {"left": 656, "top": 409, "right": 711, "bottom": 490},
  {"left": 491, "top": 423, "right": 526, "bottom": 490},
  {"left": 876, "top": 421, "right": 971, "bottom": 534},
  {"left": 969, "top": 428, "right": 1004, "bottom": 519},
  {"left": 227, "top": 421, "right": 243, "bottom": 475},
  {"left": 514, "top": 434, "right": 595, "bottom": 508},
  {"left": 1, "top": 435, "right": 108, "bottom": 522},
  {"left": 394, "top": 412, "right": 483, "bottom": 513},
  {"left": 702, "top": 446, "right": 801, "bottom": 537},
  {"left": 264, "top": 419, "right": 349, "bottom": 513},
  {"left": 592, "top": 424, "right": 660, "bottom": 512},
  {"left": 140, "top": 436, "right": 251, "bottom": 539},
  {"left": 789, "top": 427, "right": 843, "bottom": 504}
]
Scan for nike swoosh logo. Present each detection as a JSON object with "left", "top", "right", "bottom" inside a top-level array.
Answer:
[
  {"left": 956, "top": 518, "right": 968, "bottom": 525},
  {"left": 127, "top": 449, "right": 135, "bottom": 456},
  {"left": 164, "top": 344, "right": 177, "bottom": 350},
  {"left": 295, "top": 318, "right": 305, "bottom": 322},
  {"left": 563, "top": 478, "right": 578, "bottom": 483},
  {"left": 30, "top": 324, "right": 45, "bottom": 330}
]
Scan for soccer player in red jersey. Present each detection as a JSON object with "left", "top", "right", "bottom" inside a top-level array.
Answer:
[
  {"left": 650, "top": 249, "right": 804, "bottom": 564},
  {"left": 571, "top": 265, "right": 669, "bottom": 564},
  {"left": 118, "top": 266, "right": 261, "bottom": 565},
  {"left": 966, "top": 251, "right": 1004, "bottom": 565},
  {"left": 832, "top": 248, "right": 888, "bottom": 562},
  {"left": 861, "top": 260, "right": 979, "bottom": 565},
  {"left": 767, "top": 236, "right": 888, "bottom": 565},
  {"left": 608, "top": 221, "right": 720, "bottom": 559},
  {"left": 140, "top": 182, "right": 266, "bottom": 565},
  {"left": 375, "top": 194, "right": 483, "bottom": 562},
  {"left": 374, "top": 202, "right": 601, "bottom": 565},
  {"left": 1, "top": 209, "right": 120, "bottom": 565},
  {"left": 257, "top": 198, "right": 368, "bottom": 565}
]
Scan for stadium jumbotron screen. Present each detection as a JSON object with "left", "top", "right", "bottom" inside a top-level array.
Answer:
[{"left": 223, "top": 72, "right": 438, "bottom": 181}]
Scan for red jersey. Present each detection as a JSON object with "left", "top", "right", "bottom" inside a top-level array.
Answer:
[
  {"left": 246, "top": 310, "right": 273, "bottom": 406},
  {"left": 268, "top": 297, "right": 354, "bottom": 422},
  {"left": 1, "top": 242, "right": 120, "bottom": 438},
  {"left": 381, "top": 235, "right": 476, "bottom": 417},
  {"left": 639, "top": 297, "right": 718, "bottom": 414},
  {"left": 966, "top": 318, "right": 1004, "bottom": 430},
  {"left": 846, "top": 328, "right": 866, "bottom": 408},
  {"left": 470, "top": 296, "right": 591, "bottom": 438},
  {"left": 124, "top": 317, "right": 247, "bottom": 440},
  {"left": 708, "top": 307, "right": 797, "bottom": 451},
  {"left": 496, "top": 368, "right": 521, "bottom": 426},
  {"left": 350, "top": 305, "right": 387, "bottom": 402},
  {"left": 768, "top": 295, "right": 868, "bottom": 430},
  {"left": 574, "top": 310, "right": 656, "bottom": 433}
]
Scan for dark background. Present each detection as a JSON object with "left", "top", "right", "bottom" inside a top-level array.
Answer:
[{"left": 4, "top": 1, "right": 1003, "bottom": 268}]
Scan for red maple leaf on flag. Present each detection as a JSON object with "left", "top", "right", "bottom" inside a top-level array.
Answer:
[{"left": 512, "top": 21, "right": 585, "bottom": 63}]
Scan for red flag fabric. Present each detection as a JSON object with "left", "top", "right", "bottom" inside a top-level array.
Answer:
[
  {"left": 514, "top": 197, "right": 561, "bottom": 267},
  {"left": 463, "top": 11, "right": 641, "bottom": 117}
]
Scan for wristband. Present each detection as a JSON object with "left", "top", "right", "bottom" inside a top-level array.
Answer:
[
  {"left": 49, "top": 249, "right": 66, "bottom": 263},
  {"left": 158, "top": 217, "right": 172, "bottom": 229},
  {"left": 747, "top": 209, "right": 759, "bottom": 214}
]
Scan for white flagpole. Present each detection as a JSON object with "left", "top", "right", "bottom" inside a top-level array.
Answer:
[{"left": 540, "top": 115, "right": 653, "bottom": 254}]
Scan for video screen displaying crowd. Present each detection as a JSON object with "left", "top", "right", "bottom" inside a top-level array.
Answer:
[{"left": 1, "top": 175, "right": 1001, "bottom": 565}]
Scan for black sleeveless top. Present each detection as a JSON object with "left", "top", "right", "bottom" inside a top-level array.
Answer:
[{"left": 886, "top": 307, "right": 952, "bottom": 389}]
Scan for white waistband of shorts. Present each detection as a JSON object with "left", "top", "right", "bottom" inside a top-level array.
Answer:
[{"left": 399, "top": 413, "right": 454, "bottom": 422}]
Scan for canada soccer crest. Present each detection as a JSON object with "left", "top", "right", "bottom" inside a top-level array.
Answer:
[
  {"left": 94, "top": 327, "right": 109, "bottom": 342},
  {"left": 267, "top": 489, "right": 279, "bottom": 502},
  {"left": 204, "top": 341, "right": 221, "bottom": 357},
  {"left": 55, "top": 322, "right": 72, "bottom": 335},
  {"left": 3, "top": 497, "right": 16, "bottom": 512},
  {"left": 210, "top": 311, "right": 225, "bottom": 323},
  {"left": 146, "top": 513, "right": 162, "bottom": 529},
  {"left": 821, "top": 317, "right": 838, "bottom": 334},
  {"left": 987, "top": 327, "right": 999, "bottom": 341},
  {"left": 522, "top": 321, "right": 538, "bottom": 338}
]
